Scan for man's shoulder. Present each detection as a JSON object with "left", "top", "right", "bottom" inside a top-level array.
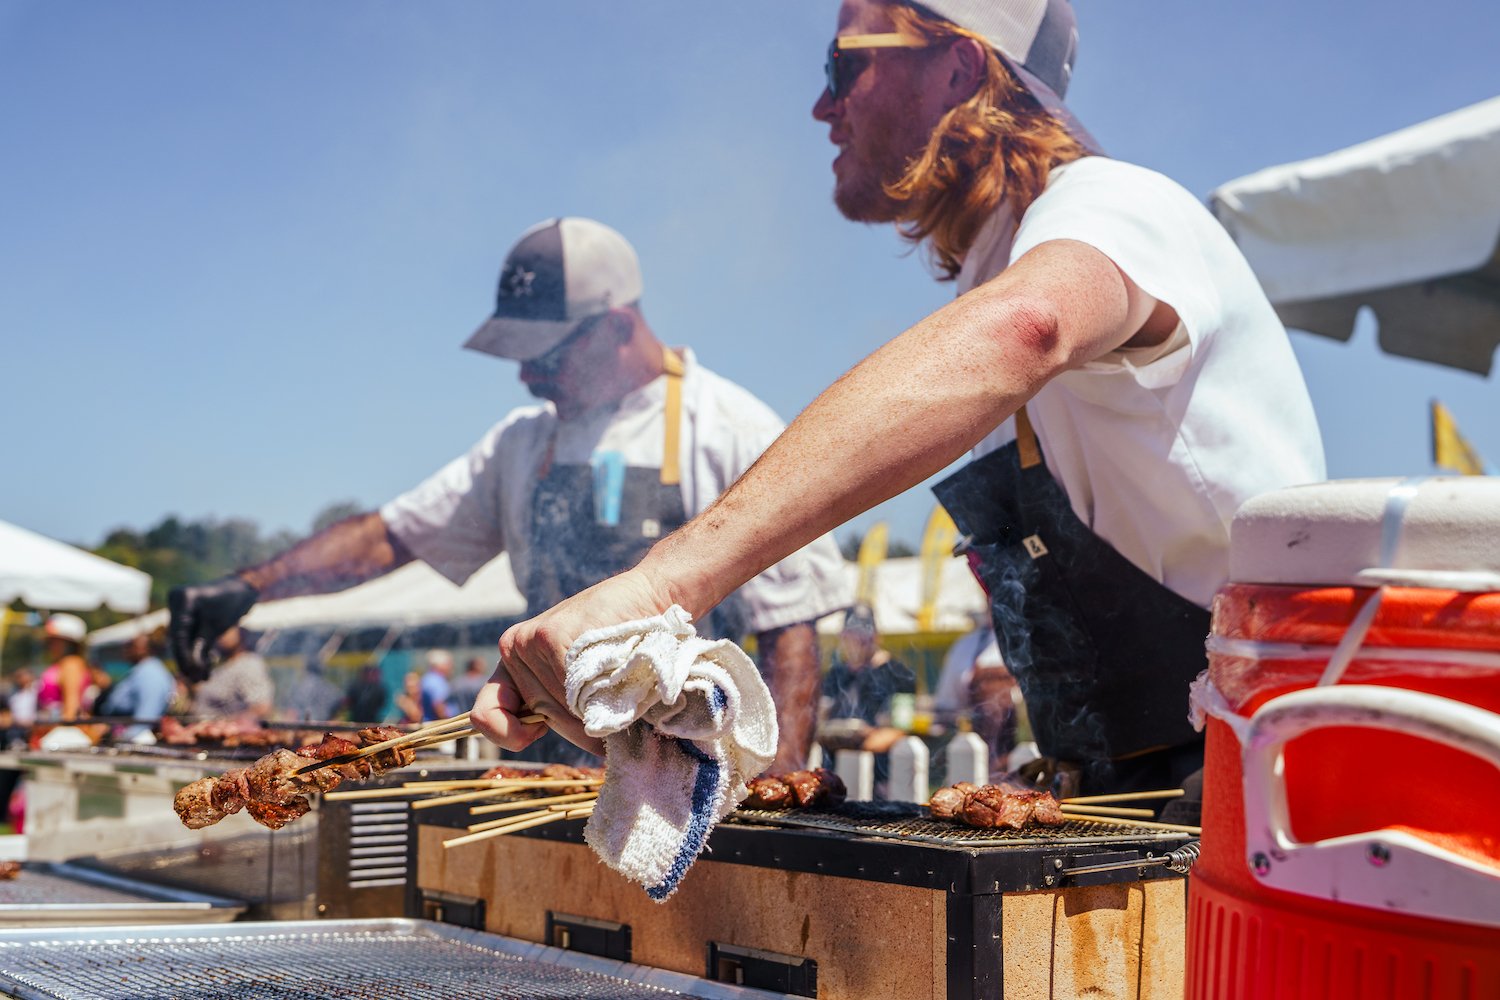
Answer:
[{"left": 1038, "top": 157, "right": 1199, "bottom": 213}]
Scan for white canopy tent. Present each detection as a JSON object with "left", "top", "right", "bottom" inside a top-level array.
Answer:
[
  {"left": 90, "top": 552, "right": 985, "bottom": 648},
  {"left": 1209, "top": 96, "right": 1500, "bottom": 375},
  {"left": 0, "top": 519, "right": 151, "bottom": 614},
  {"left": 88, "top": 552, "right": 528, "bottom": 648}
]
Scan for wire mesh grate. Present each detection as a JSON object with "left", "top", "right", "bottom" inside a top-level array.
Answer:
[
  {"left": 0, "top": 926, "right": 707, "bottom": 1000},
  {"left": 728, "top": 799, "right": 1185, "bottom": 847},
  {"left": 0, "top": 869, "right": 153, "bottom": 908}
]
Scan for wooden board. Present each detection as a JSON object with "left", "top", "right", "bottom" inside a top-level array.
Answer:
[
  {"left": 418, "top": 824, "right": 1186, "bottom": 999},
  {"left": 418, "top": 825, "right": 944, "bottom": 1000},
  {"left": 1000, "top": 879, "right": 1186, "bottom": 999}
]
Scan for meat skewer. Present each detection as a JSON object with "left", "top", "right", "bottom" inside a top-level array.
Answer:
[
  {"left": 173, "top": 728, "right": 419, "bottom": 832},
  {"left": 741, "top": 768, "right": 846, "bottom": 810}
]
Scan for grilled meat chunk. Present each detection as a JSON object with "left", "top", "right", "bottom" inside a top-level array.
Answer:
[
  {"left": 244, "top": 795, "right": 311, "bottom": 830},
  {"left": 955, "top": 785, "right": 1064, "bottom": 830},
  {"left": 174, "top": 777, "right": 227, "bottom": 830},
  {"left": 928, "top": 785, "right": 967, "bottom": 819},
  {"left": 356, "top": 726, "right": 417, "bottom": 772},
  {"left": 743, "top": 776, "right": 793, "bottom": 809}
]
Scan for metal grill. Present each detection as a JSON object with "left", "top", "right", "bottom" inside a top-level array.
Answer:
[
  {"left": 346, "top": 800, "right": 410, "bottom": 889},
  {"left": 0, "top": 921, "right": 767, "bottom": 1000},
  {"left": 0, "top": 868, "right": 147, "bottom": 907},
  {"left": 729, "top": 800, "right": 1188, "bottom": 847}
]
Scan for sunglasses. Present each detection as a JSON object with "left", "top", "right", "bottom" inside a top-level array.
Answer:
[
  {"left": 824, "top": 32, "right": 929, "bottom": 100},
  {"left": 525, "top": 313, "right": 606, "bottom": 375}
]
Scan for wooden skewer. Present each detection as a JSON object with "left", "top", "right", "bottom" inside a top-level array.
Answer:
[
  {"left": 1058, "top": 810, "right": 1200, "bottom": 835},
  {"left": 444, "top": 802, "right": 595, "bottom": 849},
  {"left": 407, "top": 728, "right": 478, "bottom": 748},
  {"left": 412, "top": 777, "right": 603, "bottom": 810},
  {"left": 1052, "top": 803, "right": 1157, "bottom": 819},
  {"left": 465, "top": 797, "right": 594, "bottom": 827},
  {"left": 324, "top": 775, "right": 588, "bottom": 803},
  {"left": 1059, "top": 789, "right": 1184, "bottom": 806},
  {"left": 295, "top": 711, "right": 544, "bottom": 775},
  {"left": 470, "top": 791, "right": 598, "bottom": 817}
]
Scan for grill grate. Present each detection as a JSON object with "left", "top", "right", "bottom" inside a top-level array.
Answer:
[
  {"left": 729, "top": 800, "right": 1186, "bottom": 847},
  {"left": 0, "top": 869, "right": 151, "bottom": 908},
  {"left": 0, "top": 925, "right": 719, "bottom": 1000}
]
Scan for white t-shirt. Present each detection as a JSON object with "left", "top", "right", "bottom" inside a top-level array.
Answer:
[
  {"left": 958, "top": 157, "right": 1326, "bottom": 608},
  {"left": 381, "top": 349, "right": 851, "bottom": 633}
]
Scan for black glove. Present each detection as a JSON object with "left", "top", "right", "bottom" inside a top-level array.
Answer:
[{"left": 167, "top": 576, "right": 260, "bottom": 684}]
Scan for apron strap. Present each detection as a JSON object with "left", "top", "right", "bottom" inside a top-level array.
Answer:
[
  {"left": 1015, "top": 405, "right": 1043, "bottom": 470},
  {"left": 660, "top": 348, "right": 685, "bottom": 486}
]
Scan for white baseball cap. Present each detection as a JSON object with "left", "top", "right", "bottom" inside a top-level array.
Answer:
[
  {"left": 464, "top": 217, "right": 644, "bottom": 362},
  {"left": 44, "top": 613, "right": 87, "bottom": 644},
  {"left": 912, "top": 0, "right": 1101, "bottom": 153}
]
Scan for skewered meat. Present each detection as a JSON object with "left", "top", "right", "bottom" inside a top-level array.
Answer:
[
  {"left": 743, "top": 776, "right": 793, "bottom": 809},
  {"left": 926, "top": 781, "right": 1065, "bottom": 829},
  {"left": 172, "top": 728, "right": 421, "bottom": 832},
  {"left": 740, "top": 768, "right": 846, "bottom": 810},
  {"left": 0, "top": 861, "right": 19, "bottom": 880}
]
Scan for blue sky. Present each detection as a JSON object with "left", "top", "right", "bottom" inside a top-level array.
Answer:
[{"left": 3, "top": 0, "right": 1497, "bottom": 554}]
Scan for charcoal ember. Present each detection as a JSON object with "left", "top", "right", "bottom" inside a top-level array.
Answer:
[
  {"left": 173, "top": 777, "right": 226, "bottom": 830},
  {"left": 743, "top": 777, "right": 793, "bottom": 809},
  {"left": 245, "top": 794, "right": 311, "bottom": 830},
  {"left": 928, "top": 786, "right": 968, "bottom": 820}
]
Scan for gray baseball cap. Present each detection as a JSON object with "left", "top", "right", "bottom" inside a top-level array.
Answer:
[
  {"left": 465, "top": 217, "right": 643, "bottom": 362},
  {"left": 911, "top": 0, "right": 1101, "bottom": 153}
]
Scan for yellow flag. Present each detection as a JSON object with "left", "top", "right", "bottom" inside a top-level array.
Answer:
[
  {"left": 1432, "top": 401, "right": 1485, "bottom": 476},
  {"left": 916, "top": 505, "right": 958, "bottom": 633},
  {"left": 855, "top": 522, "right": 889, "bottom": 606}
]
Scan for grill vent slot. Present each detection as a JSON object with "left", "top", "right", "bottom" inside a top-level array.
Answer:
[{"left": 346, "top": 801, "right": 409, "bottom": 889}]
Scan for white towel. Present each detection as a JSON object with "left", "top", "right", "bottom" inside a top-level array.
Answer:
[{"left": 565, "top": 605, "right": 777, "bottom": 900}]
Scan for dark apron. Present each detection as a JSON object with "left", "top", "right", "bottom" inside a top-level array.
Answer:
[
  {"left": 932, "top": 407, "right": 1209, "bottom": 793},
  {"left": 516, "top": 351, "right": 742, "bottom": 761}
]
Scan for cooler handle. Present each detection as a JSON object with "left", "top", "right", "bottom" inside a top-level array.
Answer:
[{"left": 1242, "top": 684, "right": 1500, "bottom": 928}]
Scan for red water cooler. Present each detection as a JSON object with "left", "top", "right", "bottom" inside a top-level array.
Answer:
[{"left": 1187, "top": 478, "right": 1500, "bottom": 999}]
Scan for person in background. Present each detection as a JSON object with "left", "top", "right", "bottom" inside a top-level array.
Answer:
[
  {"left": 419, "top": 650, "right": 455, "bottom": 722},
  {"left": 190, "top": 627, "right": 273, "bottom": 722},
  {"left": 448, "top": 656, "right": 489, "bottom": 715},
  {"left": 819, "top": 603, "right": 916, "bottom": 755},
  {"left": 933, "top": 614, "right": 1020, "bottom": 770},
  {"left": 167, "top": 217, "right": 848, "bottom": 770},
  {"left": 280, "top": 657, "right": 345, "bottom": 723},
  {"left": 36, "top": 614, "right": 90, "bottom": 722},
  {"left": 82, "top": 660, "right": 114, "bottom": 717},
  {"left": 96, "top": 628, "right": 176, "bottom": 740},
  {"left": 6, "top": 668, "right": 37, "bottom": 731},
  {"left": 474, "top": 1, "right": 1324, "bottom": 818},
  {"left": 344, "top": 663, "right": 389, "bottom": 724},
  {"left": 392, "top": 671, "right": 424, "bottom": 725}
]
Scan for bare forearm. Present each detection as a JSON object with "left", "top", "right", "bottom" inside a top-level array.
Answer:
[
  {"left": 238, "top": 512, "right": 413, "bottom": 600},
  {"left": 643, "top": 241, "right": 1145, "bottom": 617},
  {"left": 759, "top": 622, "right": 821, "bottom": 772}
]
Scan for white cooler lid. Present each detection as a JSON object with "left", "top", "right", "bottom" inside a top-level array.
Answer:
[{"left": 1229, "top": 477, "right": 1500, "bottom": 591}]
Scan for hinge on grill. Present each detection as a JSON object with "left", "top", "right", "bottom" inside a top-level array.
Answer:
[
  {"left": 707, "top": 942, "right": 817, "bottom": 997},
  {"left": 421, "top": 890, "right": 486, "bottom": 930},
  {"left": 547, "top": 912, "right": 633, "bottom": 962}
]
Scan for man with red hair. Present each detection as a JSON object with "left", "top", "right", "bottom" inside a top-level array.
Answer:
[{"left": 477, "top": 1, "right": 1324, "bottom": 807}]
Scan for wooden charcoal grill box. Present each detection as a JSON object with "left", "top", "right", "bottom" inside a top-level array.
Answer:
[{"left": 411, "top": 800, "right": 1191, "bottom": 999}]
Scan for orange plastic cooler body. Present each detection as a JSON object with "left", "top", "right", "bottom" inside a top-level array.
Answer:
[{"left": 1188, "top": 583, "right": 1500, "bottom": 1000}]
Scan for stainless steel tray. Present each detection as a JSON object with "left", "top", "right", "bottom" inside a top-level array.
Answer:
[
  {"left": 0, "top": 918, "right": 790, "bottom": 999},
  {"left": 0, "top": 863, "right": 245, "bottom": 927}
]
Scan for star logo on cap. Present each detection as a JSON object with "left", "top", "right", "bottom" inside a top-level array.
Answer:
[{"left": 500, "top": 264, "right": 536, "bottom": 299}]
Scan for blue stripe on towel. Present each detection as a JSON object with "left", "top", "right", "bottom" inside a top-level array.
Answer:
[{"left": 646, "top": 736, "right": 721, "bottom": 901}]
